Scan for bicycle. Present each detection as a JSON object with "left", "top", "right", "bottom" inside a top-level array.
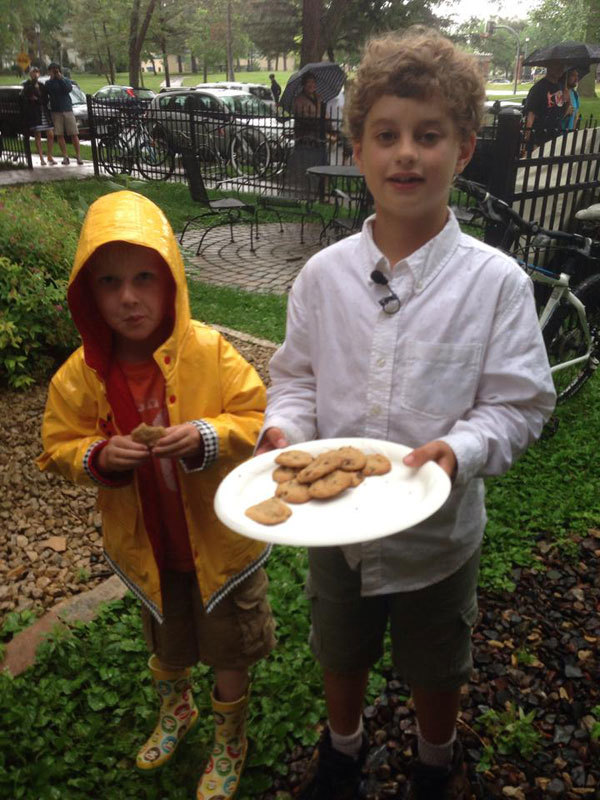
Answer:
[
  {"left": 454, "top": 176, "right": 600, "bottom": 404},
  {"left": 97, "top": 107, "right": 175, "bottom": 181}
]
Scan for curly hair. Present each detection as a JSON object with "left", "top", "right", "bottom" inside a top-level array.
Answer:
[{"left": 345, "top": 27, "right": 486, "bottom": 142}]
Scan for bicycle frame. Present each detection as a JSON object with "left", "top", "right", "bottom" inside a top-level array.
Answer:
[{"left": 528, "top": 266, "right": 593, "bottom": 374}]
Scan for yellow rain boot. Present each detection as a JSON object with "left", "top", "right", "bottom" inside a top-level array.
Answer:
[
  {"left": 196, "top": 689, "right": 249, "bottom": 799},
  {"left": 136, "top": 655, "right": 199, "bottom": 771}
]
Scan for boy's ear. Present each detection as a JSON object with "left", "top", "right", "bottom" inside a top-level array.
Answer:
[
  {"left": 353, "top": 140, "right": 364, "bottom": 173},
  {"left": 455, "top": 131, "right": 477, "bottom": 176}
]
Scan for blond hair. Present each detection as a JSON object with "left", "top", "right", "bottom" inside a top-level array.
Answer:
[{"left": 345, "top": 27, "right": 485, "bottom": 141}]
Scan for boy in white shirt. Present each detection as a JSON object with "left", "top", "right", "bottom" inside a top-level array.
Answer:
[{"left": 258, "top": 28, "right": 555, "bottom": 800}]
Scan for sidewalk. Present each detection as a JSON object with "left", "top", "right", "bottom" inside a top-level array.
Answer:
[{"left": 0, "top": 154, "right": 95, "bottom": 185}]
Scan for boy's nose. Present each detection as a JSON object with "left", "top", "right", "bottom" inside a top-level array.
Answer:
[
  {"left": 393, "top": 137, "right": 417, "bottom": 164},
  {"left": 119, "top": 282, "right": 138, "bottom": 304}
]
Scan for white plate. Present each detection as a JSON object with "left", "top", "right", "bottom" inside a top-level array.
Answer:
[{"left": 214, "top": 438, "right": 451, "bottom": 547}]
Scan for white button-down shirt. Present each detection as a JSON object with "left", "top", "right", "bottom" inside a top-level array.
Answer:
[{"left": 264, "top": 212, "right": 556, "bottom": 592}]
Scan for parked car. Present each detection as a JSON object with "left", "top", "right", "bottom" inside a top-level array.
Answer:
[
  {"left": 483, "top": 98, "right": 523, "bottom": 125},
  {"left": 0, "top": 86, "right": 26, "bottom": 137},
  {"left": 91, "top": 85, "right": 156, "bottom": 135},
  {"left": 146, "top": 87, "right": 288, "bottom": 160},
  {"left": 195, "top": 81, "right": 275, "bottom": 108},
  {"left": 39, "top": 76, "right": 90, "bottom": 137}
]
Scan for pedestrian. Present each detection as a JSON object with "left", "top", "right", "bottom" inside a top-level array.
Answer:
[
  {"left": 37, "top": 190, "right": 275, "bottom": 800},
  {"left": 284, "top": 71, "right": 329, "bottom": 190},
  {"left": 269, "top": 72, "right": 281, "bottom": 103},
  {"left": 44, "top": 62, "right": 84, "bottom": 165},
  {"left": 561, "top": 67, "right": 581, "bottom": 131},
  {"left": 257, "top": 27, "right": 555, "bottom": 799},
  {"left": 522, "top": 60, "right": 567, "bottom": 152},
  {"left": 21, "top": 66, "right": 56, "bottom": 165}
]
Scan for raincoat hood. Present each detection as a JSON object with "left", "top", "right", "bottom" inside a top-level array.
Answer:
[{"left": 67, "top": 190, "right": 189, "bottom": 378}]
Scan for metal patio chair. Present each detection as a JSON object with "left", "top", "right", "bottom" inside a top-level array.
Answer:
[{"left": 180, "top": 153, "right": 256, "bottom": 254}]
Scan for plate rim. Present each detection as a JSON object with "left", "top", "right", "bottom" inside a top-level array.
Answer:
[{"left": 214, "top": 437, "right": 451, "bottom": 547}]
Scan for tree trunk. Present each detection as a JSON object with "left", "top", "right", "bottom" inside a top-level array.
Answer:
[
  {"left": 300, "top": 0, "right": 324, "bottom": 65},
  {"left": 102, "top": 21, "right": 116, "bottom": 84},
  {"left": 92, "top": 27, "right": 110, "bottom": 84},
  {"left": 581, "top": 0, "right": 600, "bottom": 97},
  {"left": 128, "top": 0, "right": 157, "bottom": 88},
  {"left": 191, "top": 53, "right": 197, "bottom": 73},
  {"left": 226, "top": 0, "right": 235, "bottom": 80},
  {"left": 163, "top": 39, "right": 171, "bottom": 87}
]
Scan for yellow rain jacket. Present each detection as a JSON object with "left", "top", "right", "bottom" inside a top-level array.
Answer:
[{"left": 37, "top": 190, "right": 268, "bottom": 620}]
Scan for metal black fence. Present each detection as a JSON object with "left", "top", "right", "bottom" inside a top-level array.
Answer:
[
  {"left": 458, "top": 108, "right": 600, "bottom": 242},
  {"left": 87, "top": 93, "right": 351, "bottom": 201},
  {"left": 0, "top": 96, "right": 32, "bottom": 169}
]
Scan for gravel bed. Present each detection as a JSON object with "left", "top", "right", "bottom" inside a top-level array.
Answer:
[{"left": 0, "top": 332, "right": 276, "bottom": 622}]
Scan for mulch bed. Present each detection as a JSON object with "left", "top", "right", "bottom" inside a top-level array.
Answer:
[
  {"left": 2, "top": 332, "right": 599, "bottom": 798},
  {"left": 264, "top": 533, "right": 600, "bottom": 800}
]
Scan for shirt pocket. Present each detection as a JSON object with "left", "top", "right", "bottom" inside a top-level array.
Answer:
[{"left": 400, "top": 340, "right": 483, "bottom": 420}]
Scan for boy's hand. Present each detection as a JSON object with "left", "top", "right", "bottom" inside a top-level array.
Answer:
[
  {"left": 152, "top": 423, "right": 203, "bottom": 459},
  {"left": 255, "top": 427, "right": 289, "bottom": 455},
  {"left": 98, "top": 435, "right": 150, "bottom": 473},
  {"left": 403, "top": 440, "right": 457, "bottom": 481}
]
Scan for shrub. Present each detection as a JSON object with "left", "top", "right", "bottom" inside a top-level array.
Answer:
[
  {"left": 0, "top": 185, "right": 80, "bottom": 280},
  {"left": 0, "top": 257, "right": 79, "bottom": 389}
]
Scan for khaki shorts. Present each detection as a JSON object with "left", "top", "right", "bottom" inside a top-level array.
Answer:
[
  {"left": 51, "top": 110, "right": 78, "bottom": 137},
  {"left": 142, "top": 568, "right": 276, "bottom": 670},
  {"left": 306, "top": 546, "right": 480, "bottom": 691}
]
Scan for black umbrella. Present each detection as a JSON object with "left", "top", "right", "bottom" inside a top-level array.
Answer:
[
  {"left": 279, "top": 62, "right": 345, "bottom": 112},
  {"left": 523, "top": 41, "right": 600, "bottom": 67}
]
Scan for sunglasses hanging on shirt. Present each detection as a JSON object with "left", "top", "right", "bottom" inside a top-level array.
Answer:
[{"left": 370, "top": 270, "right": 401, "bottom": 315}]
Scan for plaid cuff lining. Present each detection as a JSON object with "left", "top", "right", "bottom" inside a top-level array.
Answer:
[
  {"left": 84, "top": 441, "right": 130, "bottom": 487},
  {"left": 181, "top": 419, "right": 219, "bottom": 473}
]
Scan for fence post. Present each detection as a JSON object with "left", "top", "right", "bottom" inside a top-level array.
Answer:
[
  {"left": 485, "top": 108, "right": 521, "bottom": 246},
  {"left": 19, "top": 101, "right": 33, "bottom": 169},
  {"left": 87, "top": 94, "right": 99, "bottom": 178}
]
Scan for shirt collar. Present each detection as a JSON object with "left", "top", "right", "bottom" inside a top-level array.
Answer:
[{"left": 357, "top": 210, "right": 462, "bottom": 294}]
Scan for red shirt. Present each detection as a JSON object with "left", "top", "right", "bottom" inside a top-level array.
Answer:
[{"left": 120, "top": 359, "right": 194, "bottom": 572}]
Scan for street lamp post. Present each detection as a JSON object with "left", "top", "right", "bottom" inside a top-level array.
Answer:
[{"left": 486, "top": 20, "right": 521, "bottom": 95}]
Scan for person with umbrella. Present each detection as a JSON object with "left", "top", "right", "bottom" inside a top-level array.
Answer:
[
  {"left": 285, "top": 71, "right": 331, "bottom": 190},
  {"left": 522, "top": 60, "right": 567, "bottom": 152}
]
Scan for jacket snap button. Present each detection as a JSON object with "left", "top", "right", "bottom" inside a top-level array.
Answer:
[
  {"left": 164, "top": 355, "right": 171, "bottom": 365},
  {"left": 169, "top": 395, "right": 176, "bottom": 404}
]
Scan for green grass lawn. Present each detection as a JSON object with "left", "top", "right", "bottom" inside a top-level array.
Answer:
[{"left": 0, "top": 70, "right": 294, "bottom": 94}]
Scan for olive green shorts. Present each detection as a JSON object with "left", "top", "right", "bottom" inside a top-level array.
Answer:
[
  {"left": 142, "top": 568, "right": 276, "bottom": 670},
  {"left": 306, "top": 546, "right": 480, "bottom": 691}
]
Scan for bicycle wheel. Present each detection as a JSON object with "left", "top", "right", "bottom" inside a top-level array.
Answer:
[
  {"left": 230, "top": 129, "right": 267, "bottom": 177},
  {"left": 542, "top": 273, "right": 600, "bottom": 403},
  {"left": 98, "top": 135, "right": 133, "bottom": 176},
  {"left": 137, "top": 126, "right": 175, "bottom": 181}
]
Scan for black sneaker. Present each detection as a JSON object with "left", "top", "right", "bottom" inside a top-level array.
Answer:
[
  {"left": 295, "top": 728, "right": 368, "bottom": 800},
  {"left": 406, "top": 740, "right": 472, "bottom": 800}
]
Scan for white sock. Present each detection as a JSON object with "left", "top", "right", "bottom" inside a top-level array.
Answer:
[
  {"left": 330, "top": 719, "right": 364, "bottom": 760},
  {"left": 417, "top": 725, "right": 456, "bottom": 769}
]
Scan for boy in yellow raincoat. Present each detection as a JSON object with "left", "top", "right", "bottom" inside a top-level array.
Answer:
[{"left": 37, "top": 190, "right": 275, "bottom": 799}]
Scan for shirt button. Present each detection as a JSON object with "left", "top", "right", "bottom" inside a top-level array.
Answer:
[
  {"left": 377, "top": 357, "right": 386, "bottom": 368},
  {"left": 164, "top": 355, "right": 171, "bottom": 365},
  {"left": 169, "top": 395, "right": 176, "bottom": 404},
  {"left": 370, "top": 404, "right": 381, "bottom": 416}
]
